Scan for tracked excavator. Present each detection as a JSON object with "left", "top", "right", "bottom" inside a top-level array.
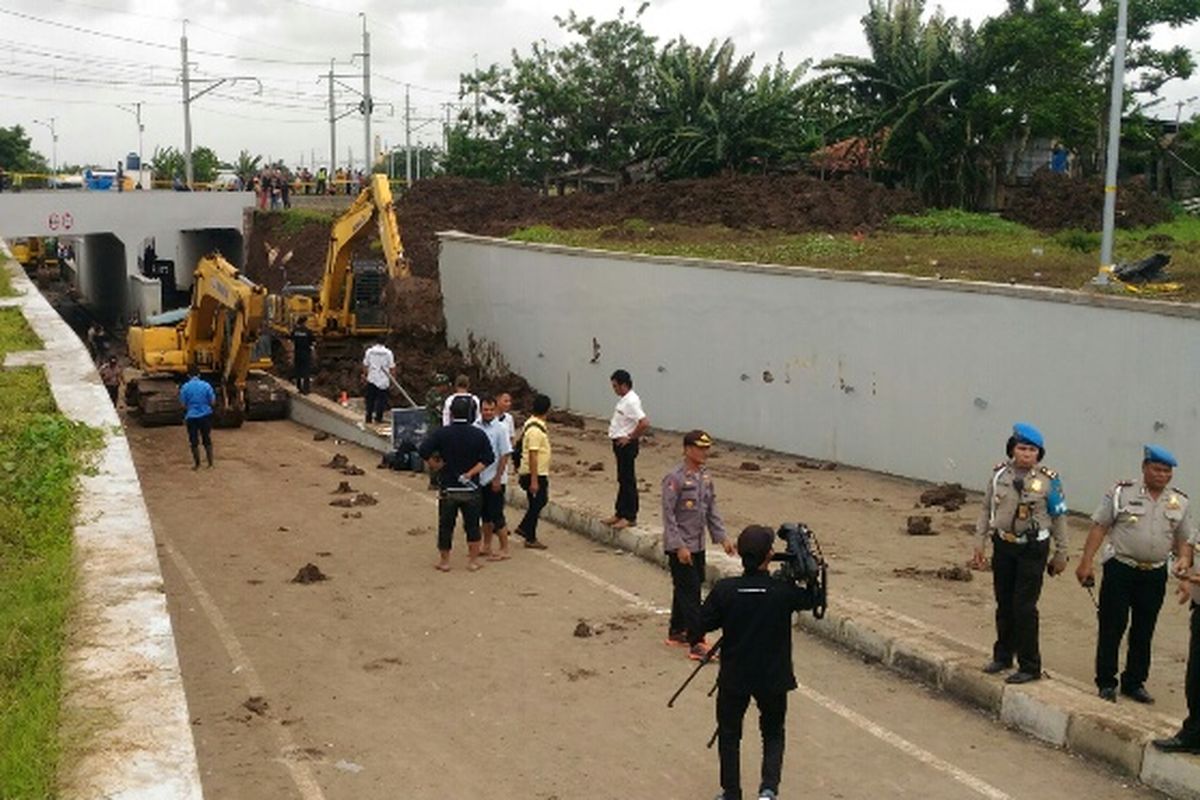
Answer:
[
  {"left": 268, "top": 173, "right": 408, "bottom": 359},
  {"left": 125, "top": 253, "right": 288, "bottom": 426}
]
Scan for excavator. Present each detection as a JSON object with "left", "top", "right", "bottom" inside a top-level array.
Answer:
[
  {"left": 268, "top": 173, "right": 408, "bottom": 357},
  {"left": 125, "top": 253, "right": 289, "bottom": 426}
]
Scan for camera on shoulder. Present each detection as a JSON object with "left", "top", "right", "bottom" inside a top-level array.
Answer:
[{"left": 771, "top": 522, "right": 828, "bottom": 618}]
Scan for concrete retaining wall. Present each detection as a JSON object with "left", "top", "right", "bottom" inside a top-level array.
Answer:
[
  {"left": 438, "top": 232, "right": 1200, "bottom": 497},
  {"left": 0, "top": 256, "right": 203, "bottom": 799}
]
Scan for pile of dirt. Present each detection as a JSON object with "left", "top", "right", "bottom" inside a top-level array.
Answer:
[
  {"left": 291, "top": 563, "right": 328, "bottom": 584},
  {"left": 1002, "top": 171, "right": 1171, "bottom": 232},
  {"left": 893, "top": 565, "right": 973, "bottom": 582},
  {"left": 919, "top": 483, "right": 967, "bottom": 512}
]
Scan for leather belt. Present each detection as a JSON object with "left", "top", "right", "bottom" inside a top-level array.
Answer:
[
  {"left": 992, "top": 529, "right": 1050, "bottom": 545},
  {"left": 1113, "top": 555, "right": 1166, "bottom": 571}
]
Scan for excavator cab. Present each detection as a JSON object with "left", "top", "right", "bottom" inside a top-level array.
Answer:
[{"left": 349, "top": 257, "right": 388, "bottom": 329}]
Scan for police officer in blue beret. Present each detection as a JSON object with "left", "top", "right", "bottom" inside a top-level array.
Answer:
[
  {"left": 972, "top": 423, "right": 1069, "bottom": 684},
  {"left": 1078, "top": 445, "right": 1193, "bottom": 703}
]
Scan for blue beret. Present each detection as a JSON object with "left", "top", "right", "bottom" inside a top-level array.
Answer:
[
  {"left": 1012, "top": 422, "right": 1044, "bottom": 449},
  {"left": 1143, "top": 445, "right": 1177, "bottom": 467}
]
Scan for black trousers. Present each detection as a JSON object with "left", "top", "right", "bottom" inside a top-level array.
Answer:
[
  {"left": 667, "top": 549, "right": 707, "bottom": 639},
  {"left": 1095, "top": 560, "right": 1167, "bottom": 691},
  {"left": 1179, "top": 605, "right": 1200, "bottom": 742},
  {"left": 185, "top": 415, "right": 213, "bottom": 447},
  {"left": 294, "top": 360, "right": 311, "bottom": 395},
  {"left": 364, "top": 383, "right": 388, "bottom": 423},
  {"left": 716, "top": 687, "right": 787, "bottom": 800},
  {"left": 517, "top": 474, "right": 549, "bottom": 542},
  {"left": 991, "top": 535, "right": 1049, "bottom": 674},
  {"left": 437, "top": 490, "right": 481, "bottom": 551},
  {"left": 612, "top": 439, "right": 640, "bottom": 522}
]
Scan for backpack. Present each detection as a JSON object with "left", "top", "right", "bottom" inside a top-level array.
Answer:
[{"left": 512, "top": 419, "right": 546, "bottom": 470}]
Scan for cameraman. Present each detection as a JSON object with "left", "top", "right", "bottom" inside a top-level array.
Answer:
[{"left": 693, "top": 525, "right": 815, "bottom": 800}]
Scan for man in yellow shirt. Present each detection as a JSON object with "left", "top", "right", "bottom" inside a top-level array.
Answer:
[{"left": 515, "top": 394, "right": 552, "bottom": 549}]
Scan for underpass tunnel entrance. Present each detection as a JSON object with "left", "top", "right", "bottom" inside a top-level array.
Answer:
[
  {"left": 177, "top": 228, "right": 244, "bottom": 293},
  {"left": 79, "top": 233, "right": 127, "bottom": 326}
]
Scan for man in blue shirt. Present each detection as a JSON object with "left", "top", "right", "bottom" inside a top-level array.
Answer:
[{"left": 179, "top": 366, "right": 216, "bottom": 469}]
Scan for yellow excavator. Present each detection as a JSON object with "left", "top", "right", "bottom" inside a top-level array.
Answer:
[
  {"left": 125, "top": 253, "right": 289, "bottom": 426},
  {"left": 268, "top": 173, "right": 408, "bottom": 355}
]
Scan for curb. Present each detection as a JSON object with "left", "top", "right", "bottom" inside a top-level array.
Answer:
[
  {"left": 2, "top": 260, "right": 204, "bottom": 800},
  {"left": 504, "top": 487, "right": 1198, "bottom": 798}
]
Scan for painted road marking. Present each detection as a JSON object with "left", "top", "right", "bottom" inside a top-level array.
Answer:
[
  {"left": 295, "top": 429, "right": 1012, "bottom": 798},
  {"left": 162, "top": 542, "right": 329, "bottom": 800}
]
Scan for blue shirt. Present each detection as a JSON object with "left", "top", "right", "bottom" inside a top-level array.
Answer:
[{"left": 179, "top": 377, "right": 215, "bottom": 419}]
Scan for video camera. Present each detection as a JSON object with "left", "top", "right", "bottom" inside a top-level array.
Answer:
[{"left": 771, "top": 523, "right": 828, "bottom": 619}]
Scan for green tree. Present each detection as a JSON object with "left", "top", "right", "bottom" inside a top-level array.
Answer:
[
  {"left": 233, "top": 150, "right": 262, "bottom": 186},
  {"left": 150, "top": 145, "right": 220, "bottom": 184},
  {"left": 0, "top": 125, "right": 48, "bottom": 172}
]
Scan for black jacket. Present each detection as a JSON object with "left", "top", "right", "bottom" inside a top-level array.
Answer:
[
  {"left": 697, "top": 570, "right": 814, "bottom": 695},
  {"left": 418, "top": 422, "right": 494, "bottom": 490}
]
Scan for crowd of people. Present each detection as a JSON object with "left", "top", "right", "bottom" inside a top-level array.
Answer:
[{"left": 245, "top": 166, "right": 374, "bottom": 208}]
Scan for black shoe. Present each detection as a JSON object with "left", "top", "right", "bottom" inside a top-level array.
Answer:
[
  {"left": 1098, "top": 687, "right": 1117, "bottom": 702},
  {"left": 982, "top": 660, "right": 1011, "bottom": 675},
  {"left": 1153, "top": 735, "right": 1200, "bottom": 754},
  {"left": 1005, "top": 671, "right": 1041, "bottom": 685},
  {"left": 1121, "top": 686, "right": 1155, "bottom": 704}
]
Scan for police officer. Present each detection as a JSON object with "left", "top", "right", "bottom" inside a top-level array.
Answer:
[
  {"left": 662, "top": 430, "right": 735, "bottom": 660},
  {"left": 694, "top": 525, "right": 815, "bottom": 800},
  {"left": 972, "top": 423, "right": 1069, "bottom": 684},
  {"left": 1077, "top": 445, "right": 1192, "bottom": 703},
  {"left": 290, "top": 316, "right": 315, "bottom": 395},
  {"left": 1153, "top": 527, "right": 1200, "bottom": 753},
  {"left": 424, "top": 373, "right": 451, "bottom": 489}
]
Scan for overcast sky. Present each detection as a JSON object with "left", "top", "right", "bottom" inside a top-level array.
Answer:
[{"left": 2, "top": 0, "right": 1198, "bottom": 172}]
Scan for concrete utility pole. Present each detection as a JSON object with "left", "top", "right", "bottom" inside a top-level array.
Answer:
[
  {"left": 32, "top": 116, "right": 57, "bottom": 185},
  {"left": 117, "top": 102, "right": 144, "bottom": 181},
  {"left": 327, "top": 58, "right": 336, "bottom": 173},
  {"left": 180, "top": 20, "right": 258, "bottom": 188},
  {"left": 361, "top": 13, "right": 373, "bottom": 173},
  {"left": 1096, "top": 0, "right": 1129, "bottom": 285},
  {"left": 405, "top": 84, "right": 413, "bottom": 187}
]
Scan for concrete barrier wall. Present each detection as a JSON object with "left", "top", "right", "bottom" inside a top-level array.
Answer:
[{"left": 438, "top": 232, "right": 1200, "bottom": 498}]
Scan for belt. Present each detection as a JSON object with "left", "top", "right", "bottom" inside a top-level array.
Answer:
[
  {"left": 1113, "top": 555, "right": 1166, "bottom": 571},
  {"left": 992, "top": 529, "right": 1050, "bottom": 545}
]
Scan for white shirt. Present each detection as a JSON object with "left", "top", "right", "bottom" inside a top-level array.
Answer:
[
  {"left": 362, "top": 344, "right": 395, "bottom": 389},
  {"left": 442, "top": 391, "right": 481, "bottom": 425},
  {"left": 498, "top": 412, "right": 516, "bottom": 445},
  {"left": 476, "top": 418, "right": 513, "bottom": 485},
  {"left": 609, "top": 389, "right": 646, "bottom": 439}
]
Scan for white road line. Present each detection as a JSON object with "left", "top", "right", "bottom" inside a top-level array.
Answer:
[
  {"left": 293, "top": 429, "right": 1010, "bottom": 798},
  {"left": 794, "top": 682, "right": 1012, "bottom": 800},
  {"left": 162, "top": 542, "right": 329, "bottom": 800}
]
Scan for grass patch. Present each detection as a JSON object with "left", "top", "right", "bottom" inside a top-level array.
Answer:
[
  {"left": 0, "top": 308, "right": 41, "bottom": 358},
  {"left": 507, "top": 214, "right": 1200, "bottom": 302},
  {"left": 0, "top": 366, "right": 101, "bottom": 799},
  {"left": 273, "top": 207, "right": 336, "bottom": 236},
  {"left": 0, "top": 258, "right": 14, "bottom": 298},
  {"left": 889, "top": 209, "right": 1032, "bottom": 236}
]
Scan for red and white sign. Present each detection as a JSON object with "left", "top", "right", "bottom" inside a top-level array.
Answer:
[
  {"left": 61, "top": 212, "right": 73, "bottom": 230},
  {"left": 47, "top": 213, "right": 60, "bottom": 231}
]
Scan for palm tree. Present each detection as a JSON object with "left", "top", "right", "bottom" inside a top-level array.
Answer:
[{"left": 233, "top": 150, "right": 262, "bottom": 187}]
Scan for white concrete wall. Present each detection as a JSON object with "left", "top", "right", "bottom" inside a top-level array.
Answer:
[
  {"left": 438, "top": 232, "right": 1200, "bottom": 500},
  {"left": 129, "top": 273, "right": 163, "bottom": 321}
]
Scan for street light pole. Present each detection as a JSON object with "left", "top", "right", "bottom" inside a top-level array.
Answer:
[
  {"left": 33, "top": 117, "right": 57, "bottom": 187},
  {"left": 1096, "top": 0, "right": 1129, "bottom": 285}
]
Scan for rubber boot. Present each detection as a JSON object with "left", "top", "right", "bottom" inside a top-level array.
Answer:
[
  {"left": 204, "top": 443, "right": 214, "bottom": 468},
  {"left": 190, "top": 445, "right": 201, "bottom": 470}
]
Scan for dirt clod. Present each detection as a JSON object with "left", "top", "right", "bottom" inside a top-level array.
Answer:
[
  {"left": 906, "top": 516, "right": 935, "bottom": 536},
  {"left": 588, "top": 462, "right": 604, "bottom": 472},
  {"left": 342, "top": 511, "right": 363, "bottom": 519},
  {"left": 894, "top": 565, "right": 973, "bottom": 582},
  {"left": 325, "top": 453, "right": 349, "bottom": 469},
  {"left": 573, "top": 620, "right": 596, "bottom": 638},
  {"left": 330, "top": 492, "right": 377, "bottom": 508},
  {"left": 291, "top": 563, "right": 328, "bottom": 584},
  {"left": 243, "top": 696, "right": 269, "bottom": 716},
  {"left": 796, "top": 457, "right": 837, "bottom": 471},
  {"left": 919, "top": 483, "right": 967, "bottom": 512},
  {"left": 342, "top": 465, "right": 365, "bottom": 476},
  {"left": 313, "top": 431, "right": 330, "bottom": 442},
  {"left": 739, "top": 461, "right": 762, "bottom": 472},
  {"left": 333, "top": 481, "right": 355, "bottom": 494}
]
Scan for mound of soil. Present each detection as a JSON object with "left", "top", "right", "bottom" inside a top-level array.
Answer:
[{"left": 1002, "top": 171, "right": 1171, "bottom": 232}]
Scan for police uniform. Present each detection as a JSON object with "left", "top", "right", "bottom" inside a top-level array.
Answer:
[
  {"left": 1091, "top": 446, "right": 1191, "bottom": 700},
  {"left": 976, "top": 423, "right": 1068, "bottom": 683},
  {"left": 662, "top": 431, "right": 728, "bottom": 649}
]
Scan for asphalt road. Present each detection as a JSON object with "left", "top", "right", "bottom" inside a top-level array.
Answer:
[{"left": 127, "top": 418, "right": 1164, "bottom": 800}]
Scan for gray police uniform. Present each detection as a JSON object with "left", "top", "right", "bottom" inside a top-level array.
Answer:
[
  {"left": 662, "top": 463, "right": 727, "bottom": 640},
  {"left": 976, "top": 461, "right": 1068, "bottom": 675},
  {"left": 1091, "top": 482, "right": 1192, "bottom": 692}
]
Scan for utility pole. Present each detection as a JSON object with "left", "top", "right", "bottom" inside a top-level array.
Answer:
[
  {"left": 405, "top": 84, "right": 412, "bottom": 187},
  {"left": 473, "top": 53, "right": 480, "bottom": 130},
  {"left": 327, "top": 58, "right": 336, "bottom": 173},
  {"left": 360, "top": 13, "right": 373, "bottom": 173},
  {"left": 33, "top": 117, "right": 57, "bottom": 185},
  {"left": 117, "top": 102, "right": 144, "bottom": 176},
  {"left": 181, "top": 20, "right": 192, "bottom": 186},
  {"left": 1096, "top": 0, "right": 1128, "bottom": 285},
  {"left": 442, "top": 103, "right": 452, "bottom": 153}
]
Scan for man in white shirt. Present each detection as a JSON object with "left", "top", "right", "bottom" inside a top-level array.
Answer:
[
  {"left": 361, "top": 340, "right": 395, "bottom": 424},
  {"left": 442, "top": 374, "right": 481, "bottom": 425},
  {"left": 476, "top": 395, "right": 514, "bottom": 560},
  {"left": 496, "top": 391, "right": 516, "bottom": 446},
  {"left": 606, "top": 369, "right": 649, "bottom": 529}
]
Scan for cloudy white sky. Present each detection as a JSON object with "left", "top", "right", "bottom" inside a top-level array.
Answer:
[{"left": 1, "top": 0, "right": 1198, "bottom": 172}]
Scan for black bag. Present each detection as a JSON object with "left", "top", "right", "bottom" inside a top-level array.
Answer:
[{"left": 512, "top": 420, "right": 545, "bottom": 470}]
